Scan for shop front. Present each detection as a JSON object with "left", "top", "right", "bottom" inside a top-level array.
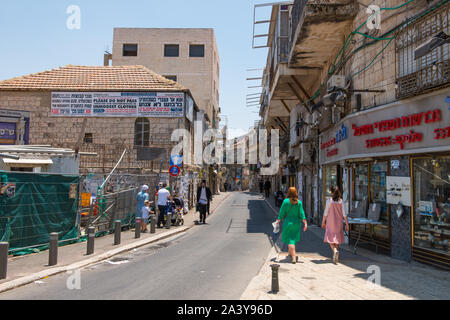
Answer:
[{"left": 319, "top": 89, "right": 450, "bottom": 269}]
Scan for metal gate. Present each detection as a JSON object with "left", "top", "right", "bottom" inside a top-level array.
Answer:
[{"left": 85, "top": 187, "right": 138, "bottom": 233}]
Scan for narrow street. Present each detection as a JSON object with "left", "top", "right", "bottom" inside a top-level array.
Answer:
[{"left": 0, "top": 192, "right": 277, "bottom": 300}]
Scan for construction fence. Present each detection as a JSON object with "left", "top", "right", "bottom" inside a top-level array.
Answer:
[{"left": 0, "top": 171, "right": 162, "bottom": 255}]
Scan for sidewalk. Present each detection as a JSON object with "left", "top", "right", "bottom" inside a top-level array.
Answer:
[
  {"left": 0, "top": 191, "right": 232, "bottom": 293},
  {"left": 241, "top": 195, "right": 450, "bottom": 300}
]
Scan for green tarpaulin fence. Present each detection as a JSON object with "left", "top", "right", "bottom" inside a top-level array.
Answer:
[{"left": 0, "top": 172, "right": 80, "bottom": 253}]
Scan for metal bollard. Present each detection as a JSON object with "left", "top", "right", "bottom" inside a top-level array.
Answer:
[
  {"left": 270, "top": 264, "right": 280, "bottom": 294},
  {"left": 86, "top": 227, "right": 95, "bottom": 255},
  {"left": 49, "top": 233, "right": 59, "bottom": 266},
  {"left": 166, "top": 213, "right": 171, "bottom": 229},
  {"left": 150, "top": 215, "right": 156, "bottom": 234},
  {"left": 135, "top": 218, "right": 141, "bottom": 239},
  {"left": 0, "top": 242, "right": 8, "bottom": 280},
  {"left": 114, "top": 220, "right": 121, "bottom": 245}
]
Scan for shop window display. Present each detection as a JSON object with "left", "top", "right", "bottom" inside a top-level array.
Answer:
[
  {"left": 413, "top": 157, "right": 450, "bottom": 255},
  {"left": 353, "top": 163, "right": 369, "bottom": 211},
  {"left": 370, "top": 161, "right": 389, "bottom": 239},
  {"left": 351, "top": 163, "right": 369, "bottom": 234},
  {"left": 324, "top": 166, "right": 337, "bottom": 200}
]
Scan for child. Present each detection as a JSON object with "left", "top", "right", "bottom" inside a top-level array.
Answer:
[{"left": 141, "top": 200, "right": 151, "bottom": 232}]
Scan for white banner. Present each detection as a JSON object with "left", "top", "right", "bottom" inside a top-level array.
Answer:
[{"left": 51, "top": 92, "right": 184, "bottom": 117}]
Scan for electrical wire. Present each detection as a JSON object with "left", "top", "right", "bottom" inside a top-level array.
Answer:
[{"left": 303, "top": 0, "right": 448, "bottom": 105}]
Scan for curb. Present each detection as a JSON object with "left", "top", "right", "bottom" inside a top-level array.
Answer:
[
  {"left": 0, "top": 226, "right": 190, "bottom": 294},
  {"left": 0, "top": 192, "right": 233, "bottom": 294}
]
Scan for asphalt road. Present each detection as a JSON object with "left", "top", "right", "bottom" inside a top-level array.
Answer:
[{"left": 0, "top": 192, "right": 278, "bottom": 300}]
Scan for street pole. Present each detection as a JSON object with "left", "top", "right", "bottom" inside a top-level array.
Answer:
[
  {"left": 114, "top": 220, "right": 121, "bottom": 245},
  {"left": 270, "top": 264, "right": 280, "bottom": 294},
  {"left": 135, "top": 218, "right": 141, "bottom": 239},
  {"left": 86, "top": 226, "right": 95, "bottom": 255},
  {"left": 0, "top": 242, "right": 8, "bottom": 280},
  {"left": 49, "top": 233, "right": 58, "bottom": 266},
  {"left": 150, "top": 214, "right": 156, "bottom": 234}
]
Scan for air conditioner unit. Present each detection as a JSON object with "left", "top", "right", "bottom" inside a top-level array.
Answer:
[
  {"left": 311, "top": 111, "right": 320, "bottom": 127},
  {"left": 327, "top": 75, "right": 346, "bottom": 91},
  {"left": 332, "top": 107, "right": 341, "bottom": 124},
  {"left": 303, "top": 114, "right": 312, "bottom": 140},
  {"left": 300, "top": 143, "right": 312, "bottom": 164}
]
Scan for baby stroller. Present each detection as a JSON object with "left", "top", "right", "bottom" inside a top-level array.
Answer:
[{"left": 166, "top": 198, "right": 184, "bottom": 226}]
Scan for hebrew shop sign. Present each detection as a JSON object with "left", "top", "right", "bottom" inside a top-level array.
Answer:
[
  {"left": 319, "top": 92, "right": 450, "bottom": 165},
  {"left": 51, "top": 92, "right": 184, "bottom": 117}
]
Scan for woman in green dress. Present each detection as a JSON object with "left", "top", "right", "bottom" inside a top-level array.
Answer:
[{"left": 276, "top": 187, "right": 308, "bottom": 263}]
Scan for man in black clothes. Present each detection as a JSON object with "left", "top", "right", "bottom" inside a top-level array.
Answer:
[
  {"left": 264, "top": 179, "right": 271, "bottom": 198},
  {"left": 259, "top": 180, "right": 264, "bottom": 194},
  {"left": 197, "top": 180, "right": 212, "bottom": 224}
]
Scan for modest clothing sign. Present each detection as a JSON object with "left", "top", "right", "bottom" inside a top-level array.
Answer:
[{"left": 51, "top": 92, "right": 184, "bottom": 117}]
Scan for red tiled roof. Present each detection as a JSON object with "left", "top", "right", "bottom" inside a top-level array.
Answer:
[{"left": 0, "top": 65, "right": 186, "bottom": 91}]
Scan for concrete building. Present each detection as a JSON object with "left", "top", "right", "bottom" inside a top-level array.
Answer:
[
  {"left": 0, "top": 145, "right": 79, "bottom": 174},
  {"left": 110, "top": 28, "right": 220, "bottom": 129},
  {"left": 255, "top": 0, "right": 449, "bottom": 269}
]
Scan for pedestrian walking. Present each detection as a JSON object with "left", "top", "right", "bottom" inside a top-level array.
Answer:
[
  {"left": 264, "top": 179, "right": 271, "bottom": 198},
  {"left": 322, "top": 186, "right": 349, "bottom": 264},
  {"left": 275, "top": 187, "right": 308, "bottom": 264},
  {"left": 197, "top": 180, "right": 212, "bottom": 224},
  {"left": 157, "top": 183, "right": 172, "bottom": 228},
  {"left": 259, "top": 180, "right": 264, "bottom": 194},
  {"left": 224, "top": 182, "right": 228, "bottom": 192},
  {"left": 136, "top": 185, "right": 149, "bottom": 222}
]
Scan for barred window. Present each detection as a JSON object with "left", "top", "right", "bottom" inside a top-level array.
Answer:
[
  {"left": 395, "top": 3, "right": 449, "bottom": 99},
  {"left": 134, "top": 118, "right": 150, "bottom": 147}
]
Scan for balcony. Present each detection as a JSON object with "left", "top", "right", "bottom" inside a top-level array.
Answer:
[
  {"left": 288, "top": 0, "right": 358, "bottom": 70},
  {"left": 395, "top": 2, "right": 450, "bottom": 99}
]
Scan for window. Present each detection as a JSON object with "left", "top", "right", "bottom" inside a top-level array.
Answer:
[
  {"left": 395, "top": 4, "right": 449, "bottom": 99},
  {"left": 134, "top": 118, "right": 150, "bottom": 147},
  {"left": 324, "top": 165, "right": 338, "bottom": 201},
  {"left": 123, "top": 44, "right": 138, "bottom": 56},
  {"left": 164, "top": 44, "right": 179, "bottom": 57},
  {"left": 164, "top": 75, "right": 177, "bottom": 82},
  {"left": 370, "top": 161, "right": 389, "bottom": 239},
  {"left": 83, "top": 133, "right": 93, "bottom": 143},
  {"left": 189, "top": 44, "right": 205, "bottom": 57},
  {"left": 412, "top": 156, "right": 450, "bottom": 256}
]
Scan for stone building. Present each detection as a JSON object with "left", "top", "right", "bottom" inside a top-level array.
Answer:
[
  {"left": 0, "top": 65, "right": 203, "bottom": 176},
  {"left": 109, "top": 28, "right": 220, "bottom": 129},
  {"left": 255, "top": 0, "right": 449, "bottom": 269}
]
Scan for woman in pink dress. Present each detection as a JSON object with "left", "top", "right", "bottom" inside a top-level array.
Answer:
[{"left": 322, "top": 187, "right": 349, "bottom": 264}]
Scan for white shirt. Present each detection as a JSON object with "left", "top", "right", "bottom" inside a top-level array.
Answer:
[
  {"left": 324, "top": 198, "right": 347, "bottom": 217},
  {"left": 199, "top": 187, "right": 208, "bottom": 205},
  {"left": 157, "top": 188, "right": 170, "bottom": 206},
  {"left": 141, "top": 206, "right": 150, "bottom": 219}
]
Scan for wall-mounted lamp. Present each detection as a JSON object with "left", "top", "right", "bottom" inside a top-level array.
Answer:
[{"left": 414, "top": 31, "right": 449, "bottom": 60}]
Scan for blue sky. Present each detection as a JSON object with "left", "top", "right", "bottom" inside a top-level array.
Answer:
[{"left": 0, "top": 0, "right": 273, "bottom": 138}]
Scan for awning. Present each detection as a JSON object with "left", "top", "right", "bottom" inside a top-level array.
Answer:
[{"left": 3, "top": 157, "right": 53, "bottom": 167}]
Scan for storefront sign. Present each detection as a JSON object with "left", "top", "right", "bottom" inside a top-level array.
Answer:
[
  {"left": 51, "top": 92, "right": 184, "bottom": 117},
  {"left": 319, "top": 92, "right": 450, "bottom": 165},
  {"left": 0, "top": 109, "right": 30, "bottom": 145}
]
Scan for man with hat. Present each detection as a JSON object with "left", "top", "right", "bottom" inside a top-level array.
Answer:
[{"left": 196, "top": 180, "right": 212, "bottom": 224}]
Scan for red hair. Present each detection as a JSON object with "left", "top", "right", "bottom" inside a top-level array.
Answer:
[{"left": 286, "top": 187, "right": 299, "bottom": 205}]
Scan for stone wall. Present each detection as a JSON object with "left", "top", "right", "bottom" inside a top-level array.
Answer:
[{"left": 0, "top": 90, "right": 188, "bottom": 174}]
